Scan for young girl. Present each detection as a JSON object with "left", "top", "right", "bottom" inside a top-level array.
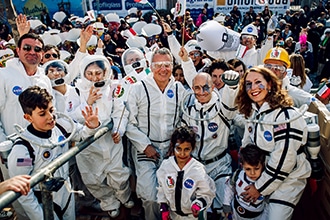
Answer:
[{"left": 156, "top": 126, "right": 216, "bottom": 219}]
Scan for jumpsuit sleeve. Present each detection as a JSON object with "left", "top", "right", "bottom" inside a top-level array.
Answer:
[
  {"left": 125, "top": 84, "right": 152, "bottom": 152},
  {"left": 0, "top": 73, "right": 7, "bottom": 142},
  {"left": 220, "top": 86, "right": 239, "bottom": 120},
  {"left": 193, "top": 168, "right": 216, "bottom": 209},
  {"left": 67, "top": 50, "right": 88, "bottom": 84},
  {"left": 156, "top": 165, "right": 168, "bottom": 204},
  {"left": 181, "top": 58, "right": 197, "bottom": 89},
  {"left": 7, "top": 145, "right": 44, "bottom": 219},
  {"left": 223, "top": 177, "right": 235, "bottom": 206},
  {"left": 167, "top": 34, "right": 182, "bottom": 65},
  {"left": 255, "top": 108, "right": 307, "bottom": 196}
]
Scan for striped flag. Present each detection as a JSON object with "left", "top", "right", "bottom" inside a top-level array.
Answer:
[{"left": 134, "top": 0, "right": 149, "bottom": 4}]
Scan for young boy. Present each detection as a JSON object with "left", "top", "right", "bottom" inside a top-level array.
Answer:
[
  {"left": 156, "top": 126, "right": 216, "bottom": 220},
  {"left": 223, "top": 144, "right": 267, "bottom": 220},
  {"left": 7, "top": 86, "right": 100, "bottom": 220}
]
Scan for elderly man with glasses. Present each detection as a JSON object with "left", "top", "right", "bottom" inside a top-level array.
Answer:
[{"left": 125, "top": 47, "right": 188, "bottom": 220}]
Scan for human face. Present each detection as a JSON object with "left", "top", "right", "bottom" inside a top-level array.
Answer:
[
  {"left": 188, "top": 50, "right": 202, "bottom": 66},
  {"left": 47, "top": 66, "right": 65, "bottom": 80},
  {"left": 241, "top": 35, "right": 256, "bottom": 49},
  {"left": 245, "top": 71, "right": 270, "bottom": 107},
  {"left": 17, "top": 38, "right": 43, "bottom": 67},
  {"left": 242, "top": 161, "right": 263, "bottom": 181},
  {"left": 24, "top": 102, "right": 55, "bottom": 132},
  {"left": 193, "top": 75, "right": 213, "bottom": 104},
  {"left": 151, "top": 54, "right": 173, "bottom": 86},
  {"left": 174, "top": 141, "right": 192, "bottom": 166},
  {"left": 211, "top": 69, "right": 225, "bottom": 90},
  {"left": 84, "top": 63, "right": 105, "bottom": 82},
  {"left": 264, "top": 60, "right": 287, "bottom": 80},
  {"left": 234, "top": 65, "right": 245, "bottom": 77},
  {"left": 174, "top": 68, "right": 185, "bottom": 85},
  {"left": 42, "top": 48, "right": 59, "bottom": 64}
]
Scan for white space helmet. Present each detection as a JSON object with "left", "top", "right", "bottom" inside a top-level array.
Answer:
[
  {"left": 122, "top": 48, "right": 147, "bottom": 74},
  {"left": 196, "top": 20, "right": 240, "bottom": 52}
]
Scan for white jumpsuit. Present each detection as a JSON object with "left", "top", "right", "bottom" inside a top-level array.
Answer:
[
  {"left": 70, "top": 55, "right": 131, "bottom": 211},
  {"left": 223, "top": 170, "right": 267, "bottom": 220},
  {"left": 7, "top": 118, "right": 96, "bottom": 219},
  {"left": 180, "top": 86, "right": 238, "bottom": 214},
  {"left": 241, "top": 102, "right": 311, "bottom": 220},
  {"left": 0, "top": 58, "right": 52, "bottom": 219},
  {"left": 125, "top": 75, "right": 187, "bottom": 219},
  {"left": 157, "top": 156, "right": 216, "bottom": 220}
]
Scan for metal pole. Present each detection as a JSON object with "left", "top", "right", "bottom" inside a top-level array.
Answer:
[
  {"left": 40, "top": 182, "right": 55, "bottom": 220},
  {"left": 0, "top": 121, "right": 113, "bottom": 210}
]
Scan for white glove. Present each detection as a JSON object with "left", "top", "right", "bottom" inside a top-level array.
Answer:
[
  {"left": 290, "top": 75, "right": 302, "bottom": 87},
  {"left": 221, "top": 70, "right": 240, "bottom": 88}
]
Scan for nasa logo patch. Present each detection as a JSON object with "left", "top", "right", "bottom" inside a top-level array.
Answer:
[
  {"left": 247, "top": 27, "right": 253, "bottom": 33},
  {"left": 167, "top": 89, "right": 174, "bottom": 98},
  {"left": 208, "top": 122, "right": 218, "bottom": 132},
  {"left": 264, "top": 131, "right": 272, "bottom": 141},
  {"left": 58, "top": 135, "right": 66, "bottom": 147},
  {"left": 184, "top": 178, "right": 194, "bottom": 189},
  {"left": 12, "top": 86, "right": 22, "bottom": 96}
]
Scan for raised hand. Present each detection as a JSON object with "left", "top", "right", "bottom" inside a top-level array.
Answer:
[{"left": 82, "top": 105, "right": 99, "bottom": 129}]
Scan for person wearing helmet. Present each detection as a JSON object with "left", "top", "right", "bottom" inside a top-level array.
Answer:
[
  {"left": 70, "top": 55, "right": 134, "bottom": 218},
  {"left": 263, "top": 47, "right": 315, "bottom": 107},
  {"left": 238, "top": 23, "right": 273, "bottom": 69}
]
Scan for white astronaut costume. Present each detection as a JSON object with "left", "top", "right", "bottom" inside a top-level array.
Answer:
[
  {"left": 282, "top": 76, "right": 315, "bottom": 108},
  {"left": 180, "top": 85, "right": 238, "bottom": 214},
  {"left": 125, "top": 75, "right": 187, "bottom": 219},
  {"left": 0, "top": 58, "right": 52, "bottom": 142},
  {"left": 156, "top": 156, "right": 216, "bottom": 219},
  {"left": 223, "top": 170, "right": 267, "bottom": 220},
  {"left": 42, "top": 60, "right": 80, "bottom": 114},
  {"left": 70, "top": 55, "right": 131, "bottom": 212},
  {"left": 7, "top": 117, "right": 97, "bottom": 219},
  {"left": 241, "top": 102, "right": 311, "bottom": 220}
]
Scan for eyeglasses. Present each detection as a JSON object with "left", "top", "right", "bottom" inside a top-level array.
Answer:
[
  {"left": 189, "top": 52, "right": 201, "bottom": 58},
  {"left": 22, "top": 44, "right": 43, "bottom": 53},
  {"left": 264, "top": 64, "right": 286, "bottom": 73},
  {"left": 151, "top": 61, "right": 173, "bottom": 69},
  {"left": 242, "top": 35, "right": 255, "bottom": 40},
  {"left": 44, "top": 53, "right": 58, "bottom": 59},
  {"left": 193, "top": 84, "right": 211, "bottom": 93}
]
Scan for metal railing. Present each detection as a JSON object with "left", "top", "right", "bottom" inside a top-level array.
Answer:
[{"left": 0, "top": 121, "right": 113, "bottom": 213}]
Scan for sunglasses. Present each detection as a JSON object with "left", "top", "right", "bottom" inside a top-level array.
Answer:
[
  {"left": 44, "top": 53, "right": 58, "bottom": 59},
  {"left": 151, "top": 61, "right": 173, "bottom": 69},
  {"left": 22, "top": 44, "right": 43, "bottom": 53}
]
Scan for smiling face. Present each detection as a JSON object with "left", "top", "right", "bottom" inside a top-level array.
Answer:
[
  {"left": 193, "top": 74, "right": 214, "bottom": 104},
  {"left": 151, "top": 53, "right": 173, "bottom": 87},
  {"left": 245, "top": 71, "right": 271, "bottom": 107},
  {"left": 211, "top": 68, "right": 225, "bottom": 90},
  {"left": 174, "top": 141, "right": 193, "bottom": 166},
  {"left": 24, "top": 102, "right": 55, "bottom": 132}
]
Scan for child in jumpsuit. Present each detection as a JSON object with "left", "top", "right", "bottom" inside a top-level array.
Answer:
[
  {"left": 157, "top": 126, "right": 216, "bottom": 219},
  {"left": 223, "top": 144, "right": 267, "bottom": 220},
  {"left": 69, "top": 55, "right": 133, "bottom": 218},
  {"left": 7, "top": 86, "right": 100, "bottom": 219}
]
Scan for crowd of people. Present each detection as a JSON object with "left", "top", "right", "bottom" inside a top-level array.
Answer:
[{"left": 0, "top": 2, "right": 329, "bottom": 220}]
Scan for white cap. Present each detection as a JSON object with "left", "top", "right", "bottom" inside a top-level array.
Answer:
[
  {"left": 42, "top": 33, "right": 62, "bottom": 46},
  {"left": 105, "top": 13, "right": 120, "bottom": 23},
  {"left": 141, "top": 23, "right": 162, "bottom": 37},
  {"left": 126, "top": 36, "right": 146, "bottom": 48},
  {"left": 53, "top": 11, "right": 67, "bottom": 23},
  {"left": 241, "top": 24, "right": 258, "bottom": 37},
  {"left": 0, "top": 48, "right": 14, "bottom": 62},
  {"left": 128, "top": 7, "right": 138, "bottom": 15},
  {"left": 77, "top": 34, "right": 98, "bottom": 47},
  {"left": 132, "top": 21, "right": 148, "bottom": 35},
  {"left": 29, "top": 19, "right": 44, "bottom": 30}
]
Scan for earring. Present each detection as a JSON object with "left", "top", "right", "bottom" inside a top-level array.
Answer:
[{"left": 268, "top": 90, "right": 271, "bottom": 93}]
